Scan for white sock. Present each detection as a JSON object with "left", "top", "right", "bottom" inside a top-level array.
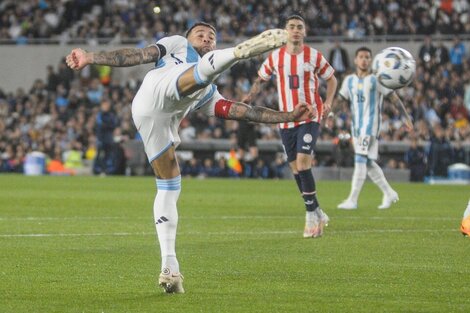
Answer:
[
  {"left": 367, "top": 161, "right": 394, "bottom": 196},
  {"left": 194, "top": 48, "right": 237, "bottom": 84},
  {"left": 348, "top": 161, "right": 367, "bottom": 203},
  {"left": 464, "top": 199, "right": 470, "bottom": 219},
  {"left": 155, "top": 176, "right": 181, "bottom": 273}
]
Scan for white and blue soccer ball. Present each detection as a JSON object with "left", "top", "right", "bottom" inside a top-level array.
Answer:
[{"left": 372, "top": 47, "right": 416, "bottom": 90}]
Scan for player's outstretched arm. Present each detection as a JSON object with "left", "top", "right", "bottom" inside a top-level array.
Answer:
[
  {"left": 66, "top": 46, "right": 160, "bottom": 70},
  {"left": 227, "top": 101, "right": 315, "bottom": 123}
]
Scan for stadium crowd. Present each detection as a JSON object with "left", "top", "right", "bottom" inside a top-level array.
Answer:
[
  {"left": 0, "top": 1, "right": 469, "bottom": 179},
  {"left": 1, "top": 0, "right": 469, "bottom": 43}
]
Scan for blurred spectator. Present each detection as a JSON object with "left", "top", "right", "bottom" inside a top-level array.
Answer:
[
  {"left": 450, "top": 36, "right": 466, "bottom": 74},
  {"left": 427, "top": 125, "right": 454, "bottom": 177},
  {"left": 404, "top": 137, "right": 427, "bottom": 182},
  {"left": 181, "top": 157, "right": 202, "bottom": 177},
  {"left": 329, "top": 41, "right": 349, "bottom": 79},
  {"left": 94, "top": 99, "right": 117, "bottom": 175},
  {"left": 418, "top": 35, "right": 435, "bottom": 64}
]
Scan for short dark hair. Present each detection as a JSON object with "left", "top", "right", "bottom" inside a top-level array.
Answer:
[
  {"left": 355, "top": 46, "right": 372, "bottom": 56},
  {"left": 185, "top": 22, "right": 217, "bottom": 37},
  {"left": 285, "top": 14, "right": 305, "bottom": 26}
]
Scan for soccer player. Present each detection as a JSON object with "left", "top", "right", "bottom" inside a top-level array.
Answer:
[
  {"left": 66, "top": 23, "right": 315, "bottom": 294},
  {"left": 243, "top": 15, "right": 337, "bottom": 238},
  {"left": 334, "top": 47, "right": 400, "bottom": 210}
]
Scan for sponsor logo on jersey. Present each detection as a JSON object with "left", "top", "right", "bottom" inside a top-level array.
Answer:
[{"left": 302, "top": 145, "right": 311, "bottom": 150}]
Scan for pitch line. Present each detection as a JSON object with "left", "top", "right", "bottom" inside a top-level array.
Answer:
[
  {"left": 0, "top": 228, "right": 458, "bottom": 238},
  {"left": 0, "top": 216, "right": 461, "bottom": 221}
]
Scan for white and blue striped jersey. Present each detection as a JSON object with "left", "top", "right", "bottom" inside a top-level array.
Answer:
[{"left": 338, "top": 73, "right": 392, "bottom": 138}]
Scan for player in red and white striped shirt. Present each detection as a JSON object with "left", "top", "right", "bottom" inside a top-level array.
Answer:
[{"left": 244, "top": 15, "right": 337, "bottom": 238}]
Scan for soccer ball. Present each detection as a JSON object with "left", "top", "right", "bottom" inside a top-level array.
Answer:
[{"left": 372, "top": 47, "right": 416, "bottom": 89}]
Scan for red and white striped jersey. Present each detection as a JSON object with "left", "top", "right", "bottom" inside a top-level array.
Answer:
[{"left": 258, "top": 45, "right": 335, "bottom": 129}]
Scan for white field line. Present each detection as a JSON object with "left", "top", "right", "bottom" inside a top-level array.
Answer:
[
  {"left": 0, "top": 228, "right": 458, "bottom": 238},
  {"left": 0, "top": 215, "right": 462, "bottom": 221}
]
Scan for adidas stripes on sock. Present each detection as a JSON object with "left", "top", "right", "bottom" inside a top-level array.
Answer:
[{"left": 194, "top": 48, "right": 238, "bottom": 85}]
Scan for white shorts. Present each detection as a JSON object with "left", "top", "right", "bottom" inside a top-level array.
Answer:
[
  {"left": 132, "top": 64, "right": 221, "bottom": 162},
  {"left": 352, "top": 135, "right": 379, "bottom": 160}
]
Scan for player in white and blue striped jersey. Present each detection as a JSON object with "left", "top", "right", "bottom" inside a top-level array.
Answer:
[
  {"left": 66, "top": 23, "right": 315, "bottom": 294},
  {"left": 335, "top": 47, "right": 400, "bottom": 210}
]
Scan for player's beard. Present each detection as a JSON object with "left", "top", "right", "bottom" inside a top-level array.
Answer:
[{"left": 198, "top": 45, "right": 213, "bottom": 56}]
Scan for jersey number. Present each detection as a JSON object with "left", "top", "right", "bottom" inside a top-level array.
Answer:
[
  {"left": 289, "top": 75, "right": 300, "bottom": 89},
  {"left": 171, "top": 53, "right": 183, "bottom": 65}
]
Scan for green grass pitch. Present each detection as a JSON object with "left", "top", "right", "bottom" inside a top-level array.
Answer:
[{"left": 1, "top": 175, "right": 469, "bottom": 312}]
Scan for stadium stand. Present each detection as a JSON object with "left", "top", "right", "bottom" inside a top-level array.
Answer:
[{"left": 0, "top": 0, "right": 469, "bottom": 179}]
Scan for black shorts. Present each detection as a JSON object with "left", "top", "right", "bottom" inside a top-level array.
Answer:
[
  {"left": 280, "top": 122, "right": 320, "bottom": 162},
  {"left": 237, "top": 121, "right": 257, "bottom": 150}
]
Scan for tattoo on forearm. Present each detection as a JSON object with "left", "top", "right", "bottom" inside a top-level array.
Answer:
[
  {"left": 228, "top": 103, "right": 293, "bottom": 123},
  {"left": 93, "top": 47, "right": 159, "bottom": 67}
]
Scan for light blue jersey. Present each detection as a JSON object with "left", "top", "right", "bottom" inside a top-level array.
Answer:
[
  {"left": 153, "top": 35, "right": 200, "bottom": 69},
  {"left": 339, "top": 73, "right": 392, "bottom": 138},
  {"left": 150, "top": 35, "right": 218, "bottom": 112}
]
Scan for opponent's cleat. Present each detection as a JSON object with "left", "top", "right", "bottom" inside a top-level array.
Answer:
[
  {"left": 234, "top": 29, "right": 288, "bottom": 59},
  {"left": 158, "top": 270, "right": 185, "bottom": 294},
  {"left": 337, "top": 200, "right": 358, "bottom": 210},
  {"left": 315, "top": 208, "right": 329, "bottom": 237},
  {"left": 378, "top": 191, "right": 399, "bottom": 209},
  {"left": 461, "top": 215, "right": 470, "bottom": 237},
  {"left": 303, "top": 208, "right": 328, "bottom": 238}
]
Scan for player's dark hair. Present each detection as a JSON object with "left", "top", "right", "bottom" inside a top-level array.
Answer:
[
  {"left": 285, "top": 14, "right": 305, "bottom": 26},
  {"left": 355, "top": 46, "right": 372, "bottom": 56},
  {"left": 185, "top": 22, "right": 217, "bottom": 37}
]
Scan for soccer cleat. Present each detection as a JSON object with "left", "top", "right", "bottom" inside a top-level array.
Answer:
[
  {"left": 303, "top": 208, "right": 329, "bottom": 238},
  {"left": 337, "top": 200, "right": 358, "bottom": 210},
  {"left": 234, "top": 29, "right": 288, "bottom": 59},
  {"left": 378, "top": 191, "right": 399, "bottom": 209},
  {"left": 315, "top": 208, "right": 329, "bottom": 237},
  {"left": 158, "top": 270, "right": 185, "bottom": 294}
]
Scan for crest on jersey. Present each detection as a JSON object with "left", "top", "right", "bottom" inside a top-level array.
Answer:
[
  {"left": 303, "top": 62, "right": 314, "bottom": 72},
  {"left": 303, "top": 133, "right": 313, "bottom": 143}
]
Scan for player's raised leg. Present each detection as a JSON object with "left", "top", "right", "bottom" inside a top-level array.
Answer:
[{"left": 177, "top": 29, "right": 288, "bottom": 97}]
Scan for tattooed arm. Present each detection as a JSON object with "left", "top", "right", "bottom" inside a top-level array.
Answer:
[
  {"left": 228, "top": 101, "right": 315, "bottom": 123},
  {"left": 65, "top": 46, "right": 160, "bottom": 70},
  {"left": 241, "top": 77, "right": 266, "bottom": 104}
]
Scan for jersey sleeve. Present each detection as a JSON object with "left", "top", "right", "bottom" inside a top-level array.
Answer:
[
  {"left": 317, "top": 53, "right": 335, "bottom": 80},
  {"left": 258, "top": 53, "right": 275, "bottom": 81},
  {"left": 150, "top": 35, "right": 186, "bottom": 56},
  {"left": 338, "top": 75, "right": 351, "bottom": 100}
]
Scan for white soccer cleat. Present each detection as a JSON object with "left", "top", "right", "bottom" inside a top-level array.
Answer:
[
  {"left": 234, "top": 29, "right": 288, "bottom": 59},
  {"left": 378, "top": 191, "right": 399, "bottom": 209},
  {"left": 158, "top": 270, "right": 185, "bottom": 294},
  {"left": 303, "top": 208, "right": 329, "bottom": 238},
  {"left": 337, "top": 200, "right": 358, "bottom": 210}
]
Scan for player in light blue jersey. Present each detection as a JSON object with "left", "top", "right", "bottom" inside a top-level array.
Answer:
[
  {"left": 66, "top": 22, "right": 315, "bottom": 293},
  {"left": 333, "top": 47, "right": 401, "bottom": 210}
]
